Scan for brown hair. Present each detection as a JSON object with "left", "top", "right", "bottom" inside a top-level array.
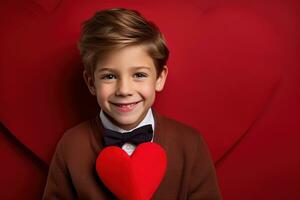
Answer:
[{"left": 78, "top": 8, "right": 169, "bottom": 79}]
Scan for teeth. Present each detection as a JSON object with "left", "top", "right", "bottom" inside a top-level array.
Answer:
[
  {"left": 119, "top": 104, "right": 129, "bottom": 107},
  {"left": 118, "top": 103, "right": 135, "bottom": 108}
]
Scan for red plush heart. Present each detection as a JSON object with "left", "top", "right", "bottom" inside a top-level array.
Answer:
[{"left": 96, "top": 142, "right": 167, "bottom": 200}]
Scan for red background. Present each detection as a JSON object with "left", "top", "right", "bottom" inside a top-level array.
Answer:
[{"left": 0, "top": 0, "right": 299, "bottom": 199}]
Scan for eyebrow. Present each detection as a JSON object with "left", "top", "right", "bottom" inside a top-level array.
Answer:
[
  {"left": 96, "top": 68, "right": 116, "bottom": 74},
  {"left": 132, "top": 66, "right": 151, "bottom": 70},
  {"left": 96, "top": 66, "right": 151, "bottom": 74}
]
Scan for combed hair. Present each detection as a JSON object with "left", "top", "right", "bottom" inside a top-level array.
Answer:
[{"left": 78, "top": 7, "right": 169, "bottom": 78}]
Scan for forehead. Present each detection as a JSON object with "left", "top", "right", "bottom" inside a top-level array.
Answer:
[{"left": 95, "top": 45, "right": 155, "bottom": 71}]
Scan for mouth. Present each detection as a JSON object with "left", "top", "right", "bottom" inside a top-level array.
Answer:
[{"left": 110, "top": 101, "right": 142, "bottom": 112}]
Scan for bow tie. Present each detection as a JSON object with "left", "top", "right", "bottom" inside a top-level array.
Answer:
[{"left": 102, "top": 124, "right": 153, "bottom": 147}]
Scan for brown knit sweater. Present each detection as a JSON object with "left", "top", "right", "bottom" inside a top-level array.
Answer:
[{"left": 42, "top": 109, "right": 222, "bottom": 200}]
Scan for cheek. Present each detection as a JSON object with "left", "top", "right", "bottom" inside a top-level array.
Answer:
[
  {"left": 95, "top": 84, "right": 115, "bottom": 101},
  {"left": 138, "top": 82, "right": 156, "bottom": 99}
]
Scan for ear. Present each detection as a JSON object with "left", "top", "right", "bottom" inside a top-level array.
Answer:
[
  {"left": 155, "top": 66, "right": 168, "bottom": 92},
  {"left": 83, "top": 70, "right": 96, "bottom": 96}
]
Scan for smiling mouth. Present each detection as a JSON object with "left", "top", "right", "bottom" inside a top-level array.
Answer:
[{"left": 110, "top": 101, "right": 141, "bottom": 112}]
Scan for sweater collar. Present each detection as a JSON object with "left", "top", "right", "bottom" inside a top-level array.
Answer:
[{"left": 91, "top": 108, "right": 165, "bottom": 152}]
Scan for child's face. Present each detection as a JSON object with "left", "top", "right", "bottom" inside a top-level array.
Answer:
[{"left": 84, "top": 45, "right": 168, "bottom": 130}]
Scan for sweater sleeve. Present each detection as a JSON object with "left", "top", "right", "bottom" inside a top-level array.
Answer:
[
  {"left": 187, "top": 134, "right": 222, "bottom": 200},
  {"left": 42, "top": 138, "right": 77, "bottom": 200}
]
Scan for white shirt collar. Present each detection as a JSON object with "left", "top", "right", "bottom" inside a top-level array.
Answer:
[{"left": 99, "top": 108, "right": 155, "bottom": 133}]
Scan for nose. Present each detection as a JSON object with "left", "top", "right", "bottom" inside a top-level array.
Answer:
[{"left": 115, "top": 77, "right": 133, "bottom": 96}]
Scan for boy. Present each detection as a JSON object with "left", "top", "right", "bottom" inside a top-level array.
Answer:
[{"left": 43, "top": 8, "right": 222, "bottom": 200}]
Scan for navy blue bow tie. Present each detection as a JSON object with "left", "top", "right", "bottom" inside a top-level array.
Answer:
[{"left": 102, "top": 124, "right": 153, "bottom": 147}]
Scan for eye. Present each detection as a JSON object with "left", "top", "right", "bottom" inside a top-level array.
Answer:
[
  {"left": 133, "top": 72, "right": 148, "bottom": 78},
  {"left": 101, "top": 73, "right": 116, "bottom": 80}
]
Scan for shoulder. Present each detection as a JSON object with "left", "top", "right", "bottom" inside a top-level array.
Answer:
[
  {"left": 155, "top": 112, "right": 211, "bottom": 166},
  {"left": 156, "top": 112, "right": 204, "bottom": 147},
  {"left": 55, "top": 118, "right": 94, "bottom": 154}
]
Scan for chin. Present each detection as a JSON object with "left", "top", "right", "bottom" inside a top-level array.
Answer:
[
  {"left": 117, "top": 118, "right": 137, "bottom": 126},
  {"left": 108, "top": 109, "right": 146, "bottom": 127},
  {"left": 116, "top": 116, "right": 141, "bottom": 127}
]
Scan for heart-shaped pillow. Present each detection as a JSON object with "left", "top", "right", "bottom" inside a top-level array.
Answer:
[{"left": 96, "top": 142, "right": 167, "bottom": 200}]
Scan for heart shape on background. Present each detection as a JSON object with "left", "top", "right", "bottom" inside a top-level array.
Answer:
[
  {"left": 96, "top": 142, "right": 167, "bottom": 200},
  {"left": 1, "top": 1, "right": 300, "bottom": 200},
  {"left": 0, "top": 1, "right": 282, "bottom": 164}
]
